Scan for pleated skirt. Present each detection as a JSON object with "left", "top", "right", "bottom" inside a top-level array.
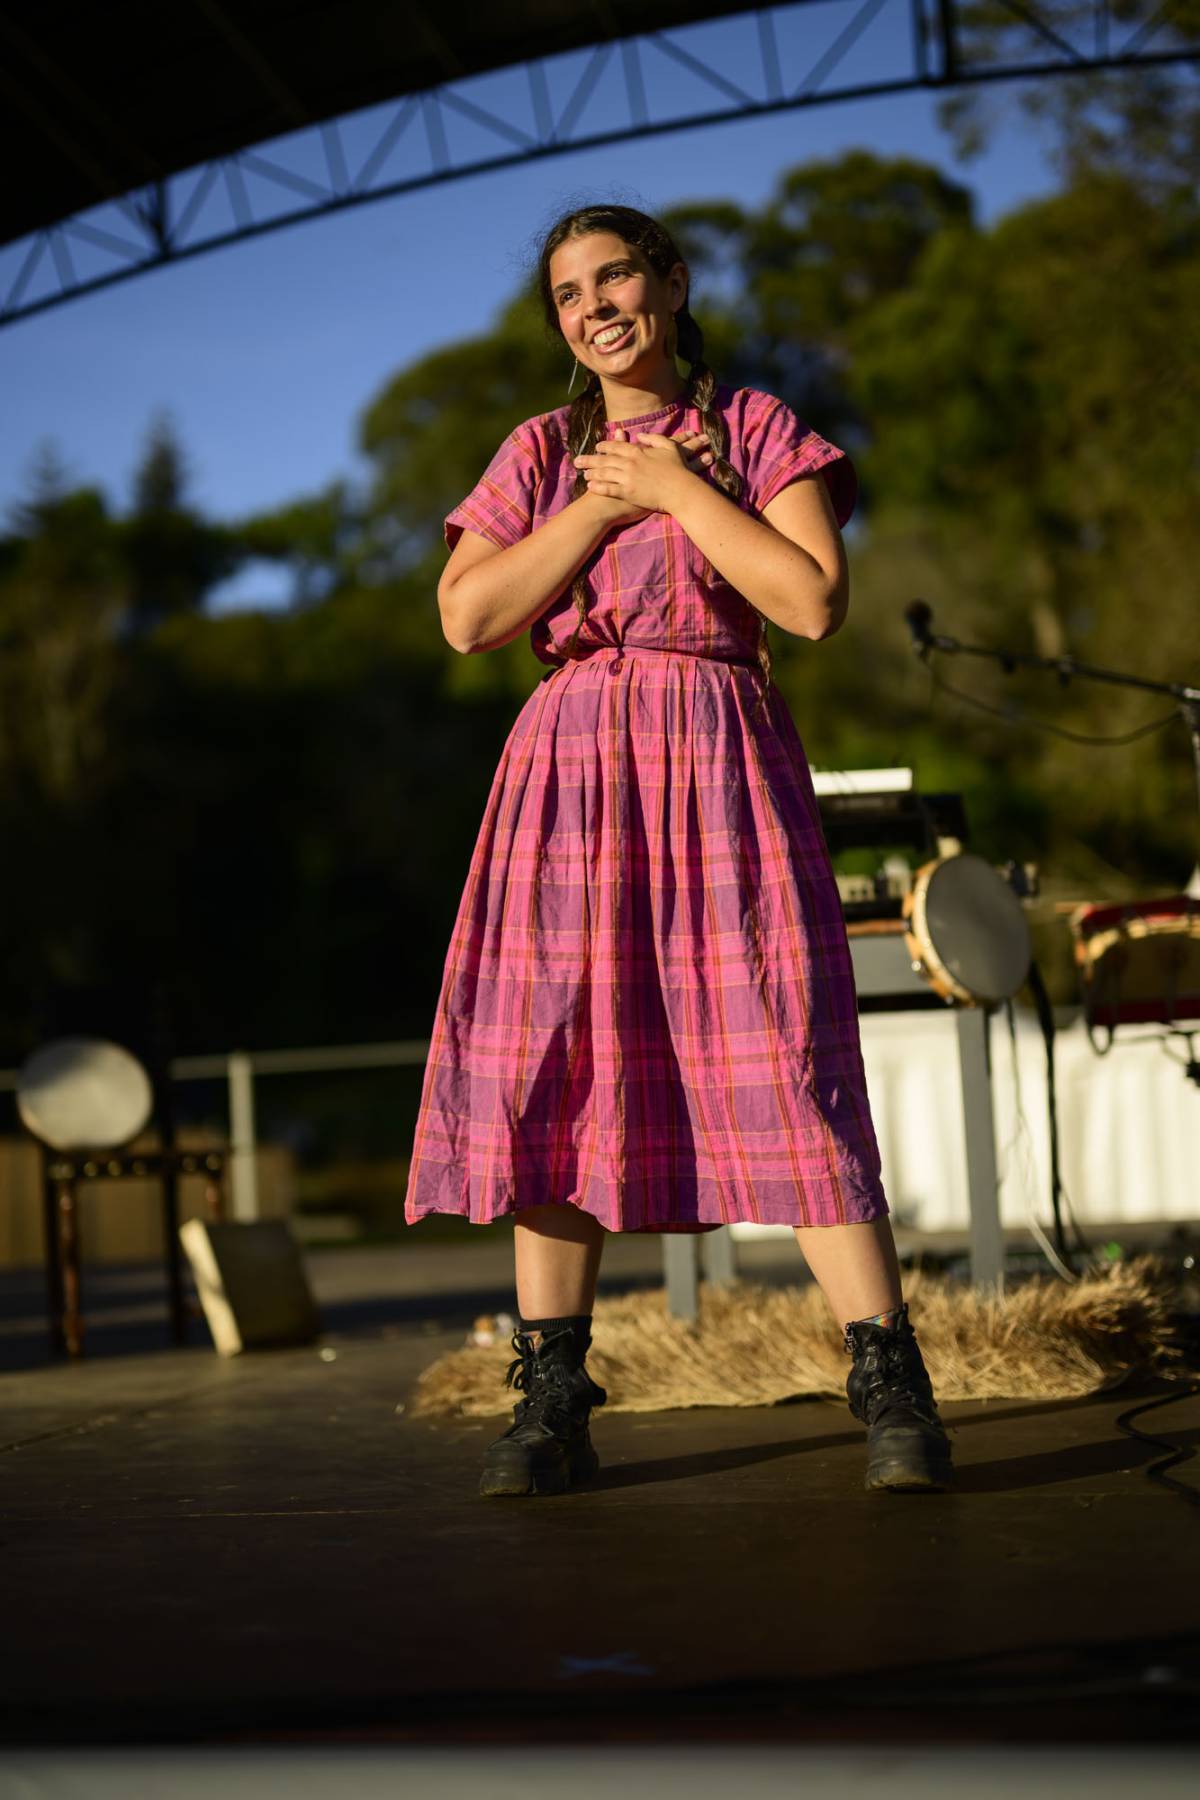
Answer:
[{"left": 403, "top": 644, "right": 889, "bottom": 1233}]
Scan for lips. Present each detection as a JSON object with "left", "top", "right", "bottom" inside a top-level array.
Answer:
[{"left": 592, "top": 322, "right": 635, "bottom": 352}]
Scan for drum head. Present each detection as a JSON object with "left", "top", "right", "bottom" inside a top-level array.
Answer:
[
  {"left": 16, "top": 1037, "right": 154, "bottom": 1152},
  {"left": 922, "top": 854, "right": 1032, "bottom": 1003}
]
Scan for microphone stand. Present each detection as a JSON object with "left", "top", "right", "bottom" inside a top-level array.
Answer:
[
  {"left": 902, "top": 599, "right": 1200, "bottom": 1268},
  {"left": 903, "top": 598, "right": 1200, "bottom": 842}
]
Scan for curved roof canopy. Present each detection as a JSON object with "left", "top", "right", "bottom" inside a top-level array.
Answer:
[
  {"left": 2, "top": 1, "right": 1194, "bottom": 327},
  {"left": 0, "top": 0, "right": 770, "bottom": 247}
]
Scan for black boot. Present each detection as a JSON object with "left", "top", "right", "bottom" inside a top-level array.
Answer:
[
  {"left": 844, "top": 1302, "right": 955, "bottom": 1492},
  {"left": 479, "top": 1316, "right": 608, "bottom": 1498}
]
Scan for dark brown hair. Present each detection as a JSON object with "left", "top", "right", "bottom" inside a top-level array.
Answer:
[{"left": 536, "top": 203, "right": 771, "bottom": 714}]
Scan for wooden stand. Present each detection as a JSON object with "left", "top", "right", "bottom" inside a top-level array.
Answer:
[{"left": 41, "top": 1148, "right": 227, "bottom": 1358}]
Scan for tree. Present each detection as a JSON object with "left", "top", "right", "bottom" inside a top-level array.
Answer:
[
  {"left": 936, "top": 1, "right": 1200, "bottom": 198},
  {"left": 121, "top": 411, "right": 239, "bottom": 632},
  {"left": 0, "top": 446, "right": 124, "bottom": 807},
  {"left": 5, "top": 146, "right": 1197, "bottom": 1069},
  {"left": 840, "top": 165, "right": 1199, "bottom": 887}
]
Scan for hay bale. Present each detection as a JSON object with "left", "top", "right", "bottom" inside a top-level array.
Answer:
[{"left": 409, "top": 1256, "right": 1184, "bottom": 1417}]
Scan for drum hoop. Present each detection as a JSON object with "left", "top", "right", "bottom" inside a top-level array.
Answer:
[
  {"left": 903, "top": 852, "right": 1032, "bottom": 1007},
  {"left": 904, "top": 856, "right": 975, "bottom": 1005}
]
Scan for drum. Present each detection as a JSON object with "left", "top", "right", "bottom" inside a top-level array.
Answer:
[
  {"left": 1069, "top": 896, "right": 1200, "bottom": 1029},
  {"left": 16, "top": 1036, "right": 154, "bottom": 1152},
  {"left": 901, "top": 853, "right": 1032, "bottom": 1006}
]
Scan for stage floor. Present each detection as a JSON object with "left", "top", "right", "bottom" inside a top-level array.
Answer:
[{"left": 2, "top": 1227, "right": 1198, "bottom": 1763}]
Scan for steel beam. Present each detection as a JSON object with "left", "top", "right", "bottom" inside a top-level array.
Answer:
[{"left": 2, "top": 0, "right": 1195, "bottom": 328}]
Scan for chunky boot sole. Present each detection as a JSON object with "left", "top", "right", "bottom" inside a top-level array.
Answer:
[
  {"left": 845, "top": 1306, "right": 954, "bottom": 1494},
  {"left": 865, "top": 1441, "right": 954, "bottom": 1493},
  {"left": 479, "top": 1436, "right": 599, "bottom": 1499}
]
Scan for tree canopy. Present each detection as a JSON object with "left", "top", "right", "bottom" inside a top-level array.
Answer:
[{"left": 3, "top": 144, "right": 1196, "bottom": 1078}]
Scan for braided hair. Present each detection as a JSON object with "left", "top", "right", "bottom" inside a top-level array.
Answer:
[{"left": 536, "top": 204, "right": 773, "bottom": 717}]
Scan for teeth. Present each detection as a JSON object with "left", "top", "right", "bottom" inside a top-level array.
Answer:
[{"left": 595, "top": 323, "right": 631, "bottom": 346}]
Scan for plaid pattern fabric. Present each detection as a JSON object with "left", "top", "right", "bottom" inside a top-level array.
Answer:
[
  {"left": 404, "top": 385, "right": 887, "bottom": 1232},
  {"left": 441, "top": 383, "right": 859, "bottom": 672}
]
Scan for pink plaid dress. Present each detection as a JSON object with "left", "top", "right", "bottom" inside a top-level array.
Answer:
[{"left": 404, "top": 383, "right": 888, "bottom": 1233}]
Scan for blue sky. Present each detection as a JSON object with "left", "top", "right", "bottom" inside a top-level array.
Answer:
[{"left": 0, "top": 6, "right": 1060, "bottom": 610}]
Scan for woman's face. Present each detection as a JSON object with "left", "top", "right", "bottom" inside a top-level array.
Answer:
[{"left": 549, "top": 231, "right": 685, "bottom": 389}]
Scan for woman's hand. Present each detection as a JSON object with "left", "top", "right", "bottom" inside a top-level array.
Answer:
[{"left": 577, "top": 427, "right": 712, "bottom": 527}]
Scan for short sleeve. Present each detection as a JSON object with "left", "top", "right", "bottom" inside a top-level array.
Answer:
[
  {"left": 443, "top": 420, "right": 543, "bottom": 553},
  {"left": 743, "top": 393, "right": 858, "bottom": 528}
]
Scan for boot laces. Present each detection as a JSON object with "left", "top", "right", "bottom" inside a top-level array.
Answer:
[
  {"left": 502, "top": 1326, "right": 601, "bottom": 1433},
  {"left": 848, "top": 1324, "right": 944, "bottom": 1431},
  {"left": 503, "top": 1323, "right": 578, "bottom": 1390}
]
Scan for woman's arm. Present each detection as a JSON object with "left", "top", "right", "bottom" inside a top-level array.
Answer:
[
  {"left": 573, "top": 433, "right": 848, "bottom": 642},
  {"left": 442, "top": 428, "right": 720, "bottom": 655},
  {"left": 439, "top": 490, "right": 623, "bottom": 655},
  {"left": 669, "top": 469, "right": 849, "bottom": 642}
]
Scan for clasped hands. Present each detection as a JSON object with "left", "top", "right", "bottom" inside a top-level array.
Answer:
[{"left": 573, "top": 427, "right": 712, "bottom": 525}]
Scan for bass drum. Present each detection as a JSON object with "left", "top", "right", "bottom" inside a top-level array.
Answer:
[
  {"left": 901, "top": 853, "right": 1031, "bottom": 1006},
  {"left": 1068, "top": 895, "right": 1200, "bottom": 1030}
]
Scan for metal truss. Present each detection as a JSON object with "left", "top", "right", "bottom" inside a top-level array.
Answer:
[{"left": 2, "top": 0, "right": 1197, "bottom": 329}]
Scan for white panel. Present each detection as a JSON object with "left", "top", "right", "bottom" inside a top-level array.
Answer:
[{"left": 731, "top": 1010, "right": 1200, "bottom": 1238}]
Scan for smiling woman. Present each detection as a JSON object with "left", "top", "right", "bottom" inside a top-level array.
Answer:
[
  {"left": 402, "top": 200, "right": 954, "bottom": 1501},
  {"left": 550, "top": 235, "right": 687, "bottom": 420}
]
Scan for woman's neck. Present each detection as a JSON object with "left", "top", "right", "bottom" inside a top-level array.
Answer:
[{"left": 601, "top": 368, "right": 689, "bottom": 423}]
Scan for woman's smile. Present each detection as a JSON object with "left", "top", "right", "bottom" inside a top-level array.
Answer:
[
  {"left": 547, "top": 227, "right": 688, "bottom": 414},
  {"left": 593, "top": 322, "right": 636, "bottom": 354}
]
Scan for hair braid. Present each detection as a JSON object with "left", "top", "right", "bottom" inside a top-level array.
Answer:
[
  {"left": 561, "top": 372, "right": 605, "bottom": 659},
  {"left": 674, "top": 305, "right": 771, "bottom": 725}
]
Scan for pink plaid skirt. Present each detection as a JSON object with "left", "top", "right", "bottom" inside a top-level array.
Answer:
[{"left": 403, "top": 643, "right": 889, "bottom": 1232}]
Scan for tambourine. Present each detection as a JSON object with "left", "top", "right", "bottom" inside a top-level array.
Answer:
[
  {"left": 901, "top": 853, "right": 1032, "bottom": 1006},
  {"left": 1068, "top": 896, "right": 1200, "bottom": 1029}
]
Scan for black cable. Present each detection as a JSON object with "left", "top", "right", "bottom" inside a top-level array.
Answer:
[
  {"left": 1000, "top": 985, "right": 1200, "bottom": 1515},
  {"left": 924, "top": 659, "right": 1181, "bottom": 746},
  {"left": 1000, "top": 992, "right": 1091, "bottom": 1275},
  {"left": 914, "top": 624, "right": 1200, "bottom": 1519},
  {"left": 1024, "top": 958, "right": 1092, "bottom": 1267},
  {"left": 1114, "top": 1383, "right": 1200, "bottom": 1509}
]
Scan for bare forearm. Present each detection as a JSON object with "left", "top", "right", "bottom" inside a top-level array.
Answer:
[
  {"left": 670, "top": 473, "right": 846, "bottom": 640},
  {"left": 443, "top": 497, "right": 613, "bottom": 655}
]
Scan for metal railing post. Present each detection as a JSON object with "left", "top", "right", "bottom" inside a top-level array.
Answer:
[{"left": 226, "top": 1051, "right": 260, "bottom": 1222}]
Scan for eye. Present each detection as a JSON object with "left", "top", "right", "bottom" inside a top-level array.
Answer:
[{"left": 557, "top": 265, "right": 630, "bottom": 305}]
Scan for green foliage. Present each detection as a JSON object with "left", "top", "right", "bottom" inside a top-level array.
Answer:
[
  {"left": 2, "top": 143, "right": 1197, "bottom": 1075},
  {"left": 228, "top": 479, "right": 358, "bottom": 604},
  {"left": 938, "top": 3, "right": 1200, "bottom": 197},
  {"left": 747, "top": 152, "right": 974, "bottom": 344},
  {"left": 0, "top": 474, "right": 124, "bottom": 808},
  {"left": 122, "top": 413, "right": 240, "bottom": 628},
  {"left": 839, "top": 164, "right": 1199, "bottom": 893},
  {"left": 357, "top": 290, "right": 567, "bottom": 571}
]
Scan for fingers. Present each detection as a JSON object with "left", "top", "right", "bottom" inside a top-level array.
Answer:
[
  {"left": 575, "top": 428, "right": 714, "bottom": 473},
  {"left": 661, "top": 429, "right": 715, "bottom": 465}
]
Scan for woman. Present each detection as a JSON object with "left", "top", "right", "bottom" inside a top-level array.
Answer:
[{"left": 404, "top": 202, "right": 953, "bottom": 1498}]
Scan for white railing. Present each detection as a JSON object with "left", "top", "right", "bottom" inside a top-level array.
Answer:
[
  {"left": 0, "top": 1040, "right": 430, "bottom": 1223},
  {"left": 3, "top": 1009, "right": 1196, "bottom": 1232}
]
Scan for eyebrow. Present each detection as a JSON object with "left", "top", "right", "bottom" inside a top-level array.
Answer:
[{"left": 551, "top": 257, "right": 632, "bottom": 299}]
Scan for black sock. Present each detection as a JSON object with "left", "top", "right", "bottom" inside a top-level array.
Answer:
[{"left": 519, "top": 1313, "right": 593, "bottom": 1353}]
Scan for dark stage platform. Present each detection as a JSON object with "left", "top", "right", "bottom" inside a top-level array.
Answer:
[{"left": 1, "top": 1228, "right": 1198, "bottom": 1774}]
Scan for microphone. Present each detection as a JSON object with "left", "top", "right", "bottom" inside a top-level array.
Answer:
[{"left": 904, "top": 599, "right": 933, "bottom": 656}]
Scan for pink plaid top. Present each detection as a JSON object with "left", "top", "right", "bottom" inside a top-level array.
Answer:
[
  {"left": 404, "top": 383, "right": 889, "bottom": 1234},
  {"left": 443, "top": 383, "right": 858, "bottom": 670}
]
